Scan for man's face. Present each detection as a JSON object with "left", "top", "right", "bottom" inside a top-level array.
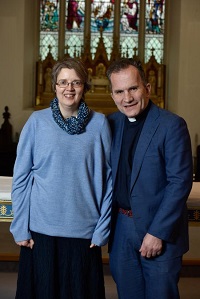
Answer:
[{"left": 110, "top": 65, "right": 151, "bottom": 118}]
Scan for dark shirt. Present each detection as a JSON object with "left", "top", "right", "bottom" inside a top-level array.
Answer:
[{"left": 114, "top": 102, "right": 151, "bottom": 209}]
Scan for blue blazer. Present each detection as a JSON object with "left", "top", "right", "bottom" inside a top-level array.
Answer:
[{"left": 108, "top": 101, "right": 193, "bottom": 260}]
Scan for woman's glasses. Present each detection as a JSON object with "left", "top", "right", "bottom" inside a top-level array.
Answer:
[{"left": 56, "top": 80, "right": 83, "bottom": 88}]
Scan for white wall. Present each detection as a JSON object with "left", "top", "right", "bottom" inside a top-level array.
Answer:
[
  {"left": 0, "top": 0, "right": 36, "bottom": 139},
  {"left": 167, "top": 0, "right": 200, "bottom": 156},
  {"left": 179, "top": 1, "right": 200, "bottom": 155}
]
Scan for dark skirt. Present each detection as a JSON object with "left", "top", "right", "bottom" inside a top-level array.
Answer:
[{"left": 15, "top": 231, "right": 106, "bottom": 299}]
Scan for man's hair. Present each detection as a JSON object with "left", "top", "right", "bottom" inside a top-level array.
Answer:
[{"left": 106, "top": 58, "right": 147, "bottom": 87}]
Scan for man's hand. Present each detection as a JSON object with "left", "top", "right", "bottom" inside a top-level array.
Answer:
[
  {"left": 16, "top": 239, "right": 34, "bottom": 249},
  {"left": 139, "top": 233, "right": 162, "bottom": 258}
]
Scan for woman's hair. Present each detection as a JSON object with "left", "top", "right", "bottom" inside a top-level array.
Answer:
[
  {"left": 52, "top": 57, "right": 91, "bottom": 94},
  {"left": 106, "top": 58, "right": 147, "bottom": 87}
]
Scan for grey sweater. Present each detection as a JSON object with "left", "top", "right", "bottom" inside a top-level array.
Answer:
[{"left": 10, "top": 108, "right": 112, "bottom": 246}]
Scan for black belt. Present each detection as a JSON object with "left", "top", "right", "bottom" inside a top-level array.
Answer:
[{"left": 118, "top": 208, "right": 133, "bottom": 217}]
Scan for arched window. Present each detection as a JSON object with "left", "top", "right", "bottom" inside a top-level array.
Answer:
[{"left": 39, "top": 0, "right": 166, "bottom": 63}]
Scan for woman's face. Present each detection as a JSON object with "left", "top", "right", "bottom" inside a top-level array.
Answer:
[{"left": 55, "top": 68, "right": 84, "bottom": 118}]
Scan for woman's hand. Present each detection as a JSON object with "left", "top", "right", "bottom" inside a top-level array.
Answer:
[
  {"left": 16, "top": 238, "right": 34, "bottom": 249},
  {"left": 90, "top": 243, "right": 97, "bottom": 248}
]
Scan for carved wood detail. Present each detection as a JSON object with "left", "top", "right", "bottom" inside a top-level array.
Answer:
[{"left": 35, "top": 33, "right": 165, "bottom": 115}]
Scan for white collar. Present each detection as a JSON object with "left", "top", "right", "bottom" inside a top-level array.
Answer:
[{"left": 128, "top": 117, "right": 136, "bottom": 122}]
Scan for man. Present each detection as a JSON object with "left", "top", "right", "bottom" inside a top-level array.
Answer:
[{"left": 106, "top": 58, "right": 193, "bottom": 299}]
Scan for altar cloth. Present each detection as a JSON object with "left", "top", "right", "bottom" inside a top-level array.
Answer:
[
  {"left": 0, "top": 176, "right": 13, "bottom": 221},
  {"left": 187, "top": 182, "right": 200, "bottom": 222}
]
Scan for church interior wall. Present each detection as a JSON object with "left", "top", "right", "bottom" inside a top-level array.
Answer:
[{"left": 167, "top": 0, "right": 200, "bottom": 156}]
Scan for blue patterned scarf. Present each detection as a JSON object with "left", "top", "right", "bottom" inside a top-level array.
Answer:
[{"left": 50, "top": 98, "right": 90, "bottom": 135}]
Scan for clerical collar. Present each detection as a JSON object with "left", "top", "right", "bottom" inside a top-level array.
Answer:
[
  {"left": 127, "top": 101, "right": 151, "bottom": 123},
  {"left": 128, "top": 117, "right": 136, "bottom": 122}
]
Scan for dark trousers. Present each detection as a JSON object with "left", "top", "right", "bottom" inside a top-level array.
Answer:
[{"left": 109, "top": 212, "right": 182, "bottom": 299}]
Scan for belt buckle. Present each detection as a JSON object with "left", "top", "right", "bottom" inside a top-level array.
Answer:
[
  {"left": 127, "top": 210, "right": 131, "bottom": 216},
  {"left": 119, "top": 208, "right": 132, "bottom": 217}
]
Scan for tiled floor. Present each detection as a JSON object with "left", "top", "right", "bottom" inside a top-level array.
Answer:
[{"left": 1, "top": 267, "right": 200, "bottom": 299}]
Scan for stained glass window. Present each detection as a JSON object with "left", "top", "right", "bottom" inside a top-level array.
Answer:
[
  {"left": 65, "top": 0, "right": 85, "bottom": 57},
  {"left": 39, "top": 0, "right": 166, "bottom": 63},
  {"left": 90, "top": 0, "right": 115, "bottom": 59},
  {"left": 40, "top": 0, "right": 60, "bottom": 60},
  {"left": 145, "top": 0, "right": 165, "bottom": 63},
  {"left": 120, "top": 0, "right": 140, "bottom": 58}
]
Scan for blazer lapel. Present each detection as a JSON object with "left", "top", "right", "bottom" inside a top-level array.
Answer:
[{"left": 130, "top": 103, "right": 160, "bottom": 191}]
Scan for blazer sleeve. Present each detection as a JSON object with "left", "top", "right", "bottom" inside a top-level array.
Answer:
[{"left": 147, "top": 116, "right": 193, "bottom": 242}]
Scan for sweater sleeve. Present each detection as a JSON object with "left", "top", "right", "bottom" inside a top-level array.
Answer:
[
  {"left": 91, "top": 117, "right": 113, "bottom": 246},
  {"left": 10, "top": 115, "right": 35, "bottom": 242}
]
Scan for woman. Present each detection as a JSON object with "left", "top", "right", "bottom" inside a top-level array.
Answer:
[{"left": 10, "top": 58, "right": 112, "bottom": 299}]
